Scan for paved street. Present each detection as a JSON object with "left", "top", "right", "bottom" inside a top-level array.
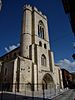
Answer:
[
  {"left": 0, "top": 89, "right": 75, "bottom": 100},
  {"left": 51, "top": 89, "right": 75, "bottom": 100}
]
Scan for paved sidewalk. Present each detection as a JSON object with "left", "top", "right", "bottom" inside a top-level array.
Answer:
[
  {"left": 47, "top": 88, "right": 68, "bottom": 99},
  {"left": 51, "top": 89, "right": 74, "bottom": 100}
]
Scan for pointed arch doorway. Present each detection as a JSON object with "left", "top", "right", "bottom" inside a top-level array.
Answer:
[{"left": 42, "top": 73, "right": 54, "bottom": 90}]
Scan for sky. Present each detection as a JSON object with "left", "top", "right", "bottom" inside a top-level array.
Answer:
[{"left": 0, "top": 0, "right": 75, "bottom": 72}]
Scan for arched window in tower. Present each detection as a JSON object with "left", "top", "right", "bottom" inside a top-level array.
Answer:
[
  {"left": 41, "top": 54, "right": 46, "bottom": 66},
  {"left": 38, "top": 20, "right": 44, "bottom": 39}
]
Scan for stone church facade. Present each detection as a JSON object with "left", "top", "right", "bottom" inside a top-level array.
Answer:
[{"left": 0, "top": 5, "right": 63, "bottom": 92}]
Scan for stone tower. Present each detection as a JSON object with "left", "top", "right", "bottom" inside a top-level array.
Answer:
[{"left": 19, "top": 4, "right": 55, "bottom": 91}]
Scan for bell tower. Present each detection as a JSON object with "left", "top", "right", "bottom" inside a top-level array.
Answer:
[
  {"left": 20, "top": 5, "right": 51, "bottom": 58},
  {"left": 31, "top": 6, "right": 50, "bottom": 50},
  {"left": 20, "top": 4, "right": 55, "bottom": 91}
]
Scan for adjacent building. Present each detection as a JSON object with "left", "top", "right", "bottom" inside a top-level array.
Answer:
[
  {"left": 71, "top": 72, "right": 75, "bottom": 82},
  {"left": 61, "top": 69, "right": 72, "bottom": 88}
]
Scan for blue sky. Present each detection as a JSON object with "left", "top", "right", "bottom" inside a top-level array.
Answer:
[{"left": 0, "top": 0, "right": 75, "bottom": 72}]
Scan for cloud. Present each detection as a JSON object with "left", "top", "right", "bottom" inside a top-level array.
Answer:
[
  {"left": 5, "top": 47, "right": 9, "bottom": 52},
  {"left": 57, "top": 59, "right": 75, "bottom": 73},
  {"left": 5, "top": 43, "right": 20, "bottom": 53}
]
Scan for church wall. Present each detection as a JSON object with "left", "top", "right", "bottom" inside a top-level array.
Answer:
[
  {"left": 54, "top": 65, "right": 63, "bottom": 89},
  {"left": 37, "top": 46, "right": 50, "bottom": 71},
  {"left": 36, "top": 46, "right": 54, "bottom": 86},
  {"left": 35, "top": 36, "right": 50, "bottom": 50},
  {"left": 0, "top": 47, "right": 20, "bottom": 62},
  {"left": 54, "top": 66, "right": 60, "bottom": 88},
  {"left": 12, "top": 58, "right": 18, "bottom": 92},
  {"left": 19, "top": 57, "right": 32, "bottom": 92},
  {"left": 3, "top": 61, "right": 14, "bottom": 83},
  {"left": 2, "top": 60, "right": 14, "bottom": 91}
]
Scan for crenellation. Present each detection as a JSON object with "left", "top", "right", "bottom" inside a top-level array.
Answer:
[
  {"left": 34, "top": 6, "right": 38, "bottom": 12},
  {"left": 39, "top": 11, "right": 42, "bottom": 15},
  {"left": 33, "top": 6, "right": 47, "bottom": 20},
  {"left": 23, "top": 4, "right": 32, "bottom": 11},
  {"left": 23, "top": 5, "right": 47, "bottom": 19},
  {"left": 43, "top": 15, "right": 47, "bottom": 19}
]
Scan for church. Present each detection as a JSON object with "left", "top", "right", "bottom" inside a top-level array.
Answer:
[{"left": 0, "top": 5, "right": 63, "bottom": 93}]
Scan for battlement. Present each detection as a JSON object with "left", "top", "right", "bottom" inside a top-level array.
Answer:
[
  {"left": 23, "top": 4, "right": 32, "bottom": 11},
  {"left": 23, "top": 4, "right": 47, "bottom": 20},
  {"left": 33, "top": 6, "right": 47, "bottom": 19}
]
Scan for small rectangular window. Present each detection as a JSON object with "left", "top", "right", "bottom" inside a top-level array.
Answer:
[{"left": 44, "top": 44, "right": 47, "bottom": 49}]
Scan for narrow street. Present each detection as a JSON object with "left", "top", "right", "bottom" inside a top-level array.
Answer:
[
  {"left": 52, "top": 89, "right": 75, "bottom": 100},
  {"left": 0, "top": 89, "right": 75, "bottom": 100}
]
